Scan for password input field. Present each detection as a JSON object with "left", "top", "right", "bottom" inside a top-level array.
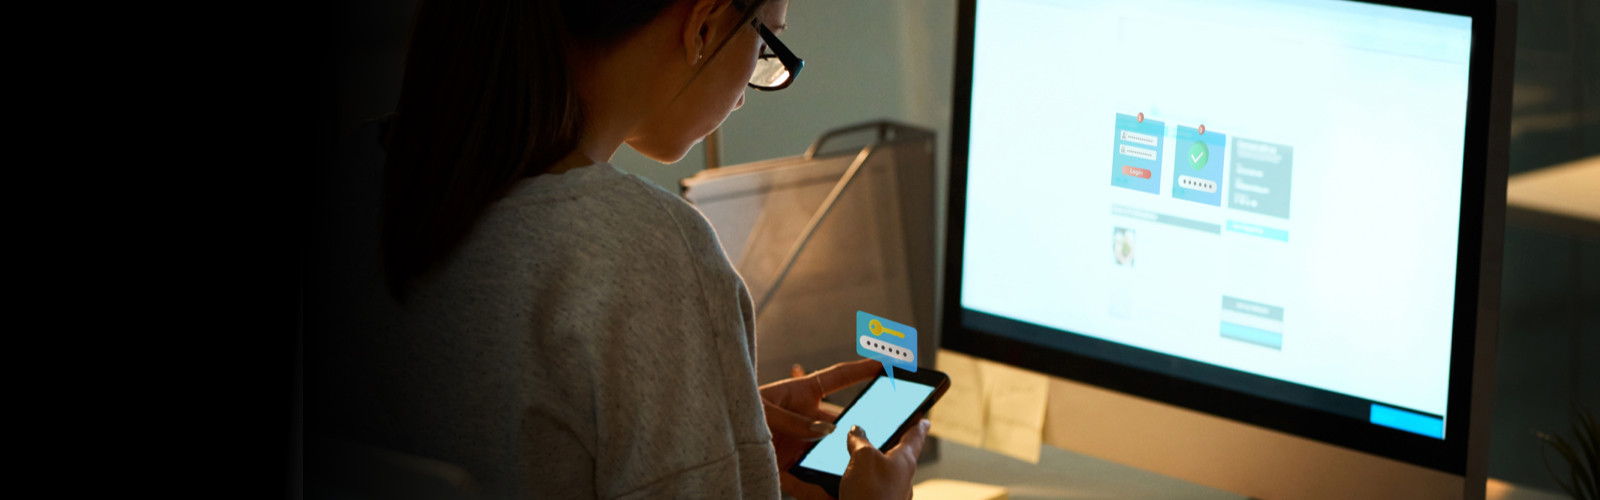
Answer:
[{"left": 1119, "top": 144, "right": 1157, "bottom": 161}]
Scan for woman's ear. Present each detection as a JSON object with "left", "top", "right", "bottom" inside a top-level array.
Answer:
[{"left": 681, "top": 0, "right": 733, "bottom": 66}]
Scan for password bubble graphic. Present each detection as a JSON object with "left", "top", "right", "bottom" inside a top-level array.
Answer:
[{"left": 856, "top": 311, "right": 917, "bottom": 389}]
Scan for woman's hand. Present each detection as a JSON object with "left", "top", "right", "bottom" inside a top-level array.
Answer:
[
  {"left": 839, "top": 419, "right": 929, "bottom": 500},
  {"left": 759, "top": 359, "right": 882, "bottom": 500}
]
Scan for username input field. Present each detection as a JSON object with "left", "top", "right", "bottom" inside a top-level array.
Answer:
[{"left": 1120, "top": 130, "right": 1158, "bottom": 146}]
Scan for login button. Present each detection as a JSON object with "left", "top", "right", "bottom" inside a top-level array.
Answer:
[{"left": 1122, "top": 166, "right": 1151, "bottom": 179}]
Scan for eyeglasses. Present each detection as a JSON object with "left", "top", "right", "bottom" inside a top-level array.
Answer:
[{"left": 748, "top": 18, "right": 802, "bottom": 91}]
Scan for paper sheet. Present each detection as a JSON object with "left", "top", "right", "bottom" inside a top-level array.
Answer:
[
  {"left": 930, "top": 350, "right": 1050, "bottom": 463},
  {"left": 978, "top": 360, "right": 1049, "bottom": 463},
  {"left": 912, "top": 479, "right": 1009, "bottom": 500},
  {"left": 930, "top": 351, "right": 987, "bottom": 448}
]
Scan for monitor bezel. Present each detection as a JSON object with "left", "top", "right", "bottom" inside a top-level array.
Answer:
[{"left": 942, "top": 0, "right": 1499, "bottom": 475}]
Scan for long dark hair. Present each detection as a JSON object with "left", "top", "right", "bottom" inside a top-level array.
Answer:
[{"left": 380, "top": 0, "right": 766, "bottom": 301}]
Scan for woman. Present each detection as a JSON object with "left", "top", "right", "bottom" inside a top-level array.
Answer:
[{"left": 364, "top": 0, "right": 929, "bottom": 497}]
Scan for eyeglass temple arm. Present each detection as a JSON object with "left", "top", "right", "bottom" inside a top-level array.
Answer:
[{"left": 756, "top": 22, "right": 803, "bottom": 69}]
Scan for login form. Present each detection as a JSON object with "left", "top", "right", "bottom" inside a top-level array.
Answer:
[{"left": 1110, "top": 113, "right": 1165, "bottom": 195}]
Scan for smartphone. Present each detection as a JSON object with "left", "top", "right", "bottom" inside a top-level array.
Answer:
[{"left": 787, "top": 366, "right": 950, "bottom": 497}]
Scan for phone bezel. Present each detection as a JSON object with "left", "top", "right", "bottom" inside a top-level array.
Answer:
[{"left": 786, "top": 366, "right": 951, "bottom": 497}]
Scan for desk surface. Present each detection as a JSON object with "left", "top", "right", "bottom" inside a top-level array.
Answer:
[
  {"left": 914, "top": 439, "right": 1241, "bottom": 499},
  {"left": 1505, "top": 154, "right": 1600, "bottom": 235}
]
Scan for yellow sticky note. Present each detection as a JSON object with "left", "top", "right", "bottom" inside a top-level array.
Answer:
[
  {"left": 977, "top": 360, "right": 1049, "bottom": 464},
  {"left": 931, "top": 351, "right": 986, "bottom": 449}
]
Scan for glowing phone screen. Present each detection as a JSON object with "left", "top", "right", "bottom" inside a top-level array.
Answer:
[{"left": 797, "top": 376, "right": 935, "bottom": 475}]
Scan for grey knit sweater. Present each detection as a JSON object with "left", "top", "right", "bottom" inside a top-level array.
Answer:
[{"left": 358, "top": 162, "right": 781, "bottom": 499}]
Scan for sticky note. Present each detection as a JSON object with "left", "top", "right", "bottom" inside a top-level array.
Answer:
[
  {"left": 978, "top": 361, "right": 1049, "bottom": 463},
  {"left": 931, "top": 351, "right": 986, "bottom": 449},
  {"left": 931, "top": 350, "right": 1050, "bottom": 464}
]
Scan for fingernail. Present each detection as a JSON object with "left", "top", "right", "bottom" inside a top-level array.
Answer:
[
  {"left": 792, "top": 363, "right": 803, "bottom": 372},
  {"left": 850, "top": 425, "right": 865, "bottom": 437},
  {"left": 921, "top": 419, "right": 931, "bottom": 431},
  {"left": 809, "top": 421, "right": 835, "bottom": 435}
]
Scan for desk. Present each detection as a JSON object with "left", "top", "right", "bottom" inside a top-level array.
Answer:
[
  {"left": 1505, "top": 154, "right": 1600, "bottom": 236},
  {"left": 913, "top": 439, "right": 1571, "bottom": 500}
]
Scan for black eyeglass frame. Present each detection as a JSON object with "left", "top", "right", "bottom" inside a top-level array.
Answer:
[{"left": 749, "top": 19, "right": 803, "bottom": 91}]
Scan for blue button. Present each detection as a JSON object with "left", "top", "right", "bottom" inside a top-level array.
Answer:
[{"left": 1369, "top": 404, "right": 1445, "bottom": 439}]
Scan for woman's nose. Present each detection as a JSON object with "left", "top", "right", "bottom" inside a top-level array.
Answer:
[{"left": 735, "top": 92, "right": 745, "bottom": 111}]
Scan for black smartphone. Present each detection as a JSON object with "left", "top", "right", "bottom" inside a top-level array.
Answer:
[{"left": 787, "top": 366, "right": 950, "bottom": 497}]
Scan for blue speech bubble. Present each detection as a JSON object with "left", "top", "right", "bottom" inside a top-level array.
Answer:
[{"left": 856, "top": 311, "right": 917, "bottom": 389}]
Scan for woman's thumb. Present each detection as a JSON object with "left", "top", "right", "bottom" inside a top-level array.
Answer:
[{"left": 846, "top": 425, "right": 876, "bottom": 457}]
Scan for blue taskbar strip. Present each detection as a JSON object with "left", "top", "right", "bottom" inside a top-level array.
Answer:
[{"left": 1369, "top": 404, "right": 1445, "bottom": 439}]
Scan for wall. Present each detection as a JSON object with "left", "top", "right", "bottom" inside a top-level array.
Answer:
[
  {"left": 325, "top": 0, "right": 955, "bottom": 198},
  {"left": 1494, "top": 0, "right": 1600, "bottom": 492}
]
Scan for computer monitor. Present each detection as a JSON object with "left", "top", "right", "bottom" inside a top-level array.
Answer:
[{"left": 942, "top": 0, "right": 1511, "bottom": 498}]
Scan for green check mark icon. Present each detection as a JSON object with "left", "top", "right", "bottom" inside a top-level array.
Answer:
[{"left": 1188, "top": 141, "right": 1209, "bottom": 171}]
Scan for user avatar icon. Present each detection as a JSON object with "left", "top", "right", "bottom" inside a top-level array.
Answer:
[{"left": 1113, "top": 227, "right": 1135, "bottom": 266}]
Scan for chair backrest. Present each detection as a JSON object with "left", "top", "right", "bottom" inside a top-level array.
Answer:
[{"left": 308, "top": 436, "right": 478, "bottom": 500}]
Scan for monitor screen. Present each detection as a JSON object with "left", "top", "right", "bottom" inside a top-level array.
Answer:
[{"left": 955, "top": 0, "right": 1475, "bottom": 447}]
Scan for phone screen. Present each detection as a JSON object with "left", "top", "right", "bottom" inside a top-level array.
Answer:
[{"left": 796, "top": 376, "right": 936, "bottom": 475}]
